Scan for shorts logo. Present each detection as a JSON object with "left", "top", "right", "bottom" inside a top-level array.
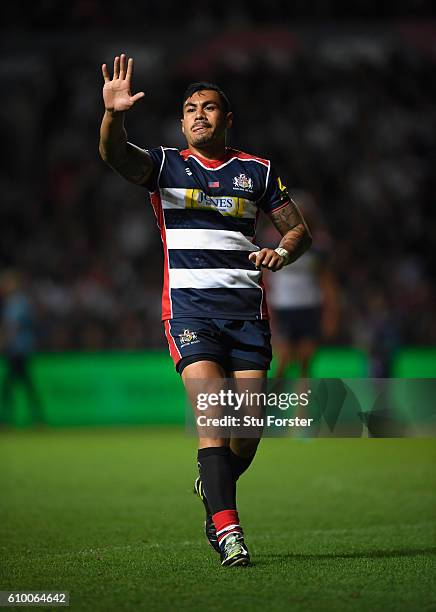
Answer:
[
  {"left": 233, "top": 173, "right": 253, "bottom": 192},
  {"left": 179, "top": 329, "right": 200, "bottom": 345}
]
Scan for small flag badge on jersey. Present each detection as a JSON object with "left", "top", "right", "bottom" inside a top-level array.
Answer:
[{"left": 208, "top": 181, "right": 220, "bottom": 188}]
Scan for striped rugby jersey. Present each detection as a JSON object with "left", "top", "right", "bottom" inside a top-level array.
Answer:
[{"left": 143, "top": 146, "right": 289, "bottom": 321}]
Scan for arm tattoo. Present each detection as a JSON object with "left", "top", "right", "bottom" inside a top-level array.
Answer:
[
  {"left": 269, "top": 200, "right": 312, "bottom": 263},
  {"left": 270, "top": 199, "right": 304, "bottom": 234},
  {"left": 108, "top": 143, "right": 153, "bottom": 186}
]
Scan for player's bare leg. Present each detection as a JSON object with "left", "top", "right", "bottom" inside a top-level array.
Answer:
[
  {"left": 230, "top": 368, "right": 266, "bottom": 460},
  {"left": 182, "top": 359, "right": 229, "bottom": 450}
]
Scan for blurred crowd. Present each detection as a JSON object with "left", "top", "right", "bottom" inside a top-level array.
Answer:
[
  {"left": 1, "top": 18, "right": 435, "bottom": 371},
  {"left": 3, "top": 0, "right": 435, "bottom": 28}
]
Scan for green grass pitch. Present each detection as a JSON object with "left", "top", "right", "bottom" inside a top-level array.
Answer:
[{"left": 1, "top": 429, "right": 435, "bottom": 611}]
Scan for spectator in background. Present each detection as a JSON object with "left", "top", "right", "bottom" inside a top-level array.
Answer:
[
  {"left": 266, "top": 193, "right": 339, "bottom": 377},
  {"left": 0, "top": 270, "right": 43, "bottom": 425}
]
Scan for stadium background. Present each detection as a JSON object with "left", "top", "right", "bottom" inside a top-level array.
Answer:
[
  {"left": 1, "top": 4, "right": 436, "bottom": 423},
  {"left": 0, "top": 3, "right": 435, "bottom": 612}
]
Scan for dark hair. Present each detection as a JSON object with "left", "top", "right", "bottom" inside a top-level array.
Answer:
[{"left": 182, "top": 82, "right": 231, "bottom": 114}]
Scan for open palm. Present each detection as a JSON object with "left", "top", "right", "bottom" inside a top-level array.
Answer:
[{"left": 102, "top": 54, "right": 144, "bottom": 113}]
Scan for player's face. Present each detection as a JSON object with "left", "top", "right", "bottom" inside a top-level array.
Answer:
[{"left": 181, "top": 90, "right": 232, "bottom": 148}]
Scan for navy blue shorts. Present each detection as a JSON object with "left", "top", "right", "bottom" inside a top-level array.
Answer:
[
  {"left": 273, "top": 307, "right": 321, "bottom": 342},
  {"left": 164, "top": 318, "right": 272, "bottom": 374}
]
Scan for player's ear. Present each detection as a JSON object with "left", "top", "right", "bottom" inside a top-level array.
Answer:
[
  {"left": 181, "top": 118, "right": 185, "bottom": 135},
  {"left": 226, "top": 112, "right": 233, "bottom": 130}
]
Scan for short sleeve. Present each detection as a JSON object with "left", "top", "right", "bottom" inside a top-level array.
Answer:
[
  {"left": 142, "top": 146, "right": 164, "bottom": 192},
  {"left": 258, "top": 166, "right": 291, "bottom": 214}
]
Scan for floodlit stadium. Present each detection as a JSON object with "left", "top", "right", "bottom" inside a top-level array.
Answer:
[{"left": 1, "top": 1, "right": 435, "bottom": 610}]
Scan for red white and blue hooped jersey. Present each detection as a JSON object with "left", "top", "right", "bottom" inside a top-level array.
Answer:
[{"left": 143, "top": 146, "right": 289, "bottom": 321}]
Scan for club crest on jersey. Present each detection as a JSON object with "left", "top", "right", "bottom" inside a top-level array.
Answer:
[
  {"left": 233, "top": 173, "right": 253, "bottom": 192},
  {"left": 179, "top": 329, "right": 200, "bottom": 346}
]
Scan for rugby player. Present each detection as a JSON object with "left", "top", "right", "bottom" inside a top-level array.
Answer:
[{"left": 99, "top": 54, "right": 312, "bottom": 567}]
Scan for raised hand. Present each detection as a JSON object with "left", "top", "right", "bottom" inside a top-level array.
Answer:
[{"left": 102, "top": 54, "right": 145, "bottom": 113}]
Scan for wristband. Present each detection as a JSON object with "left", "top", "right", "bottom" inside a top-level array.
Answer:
[{"left": 274, "top": 247, "right": 291, "bottom": 266}]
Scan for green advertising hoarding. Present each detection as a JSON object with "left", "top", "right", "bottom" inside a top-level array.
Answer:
[
  {"left": 1, "top": 348, "right": 434, "bottom": 427},
  {"left": 1, "top": 352, "right": 184, "bottom": 427}
]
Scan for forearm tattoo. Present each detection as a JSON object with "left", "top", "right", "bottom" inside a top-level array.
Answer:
[{"left": 269, "top": 200, "right": 312, "bottom": 263}]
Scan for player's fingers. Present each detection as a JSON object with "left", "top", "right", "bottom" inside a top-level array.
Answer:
[
  {"left": 113, "top": 55, "right": 120, "bottom": 79},
  {"left": 126, "top": 57, "right": 134, "bottom": 81},
  {"left": 256, "top": 250, "right": 269, "bottom": 267},
  {"left": 119, "top": 53, "right": 126, "bottom": 79},
  {"left": 249, "top": 251, "right": 263, "bottom": 267},
  {"left": 260, "top": 251, "right": 275, "bottom": 267},
  {"left": 269, "top": 255, "right": 283, "bottom": 271},
  {"left": 102, "top": 63, "right": 110, "bottom": 82},
  {"left": 256, "top": 249, "right": 268, "bottom": 265},
  {"left": 263, "top": 251, "right": 277, "bottom": 268},
  {"left": 131, "top": 91, "right": 145, "bottom": 104}
]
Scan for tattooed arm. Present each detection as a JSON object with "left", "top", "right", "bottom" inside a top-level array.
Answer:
[
  {"left": 99, "top": 54, "right": 153, "bottom": 185},
  {"left": 99, "top": 113, "right": 153, "bottom": 185},
  {"left": 270, "top": 199, "right": 312, "bottom": 264},
  {"left": 249, "top": 200, "right": 312, "bottom": 271}
]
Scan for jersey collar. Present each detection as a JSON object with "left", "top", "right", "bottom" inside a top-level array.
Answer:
[{"left": 180, "top": 147, "right": 234, "bottom": 169}]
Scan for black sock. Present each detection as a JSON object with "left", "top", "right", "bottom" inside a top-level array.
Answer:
[
  {"left": 197, "top": 447, "right": 236, "bottom": 514},
  {"left": 229, "top": 449, "right": 256, "bottom": 481}
]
